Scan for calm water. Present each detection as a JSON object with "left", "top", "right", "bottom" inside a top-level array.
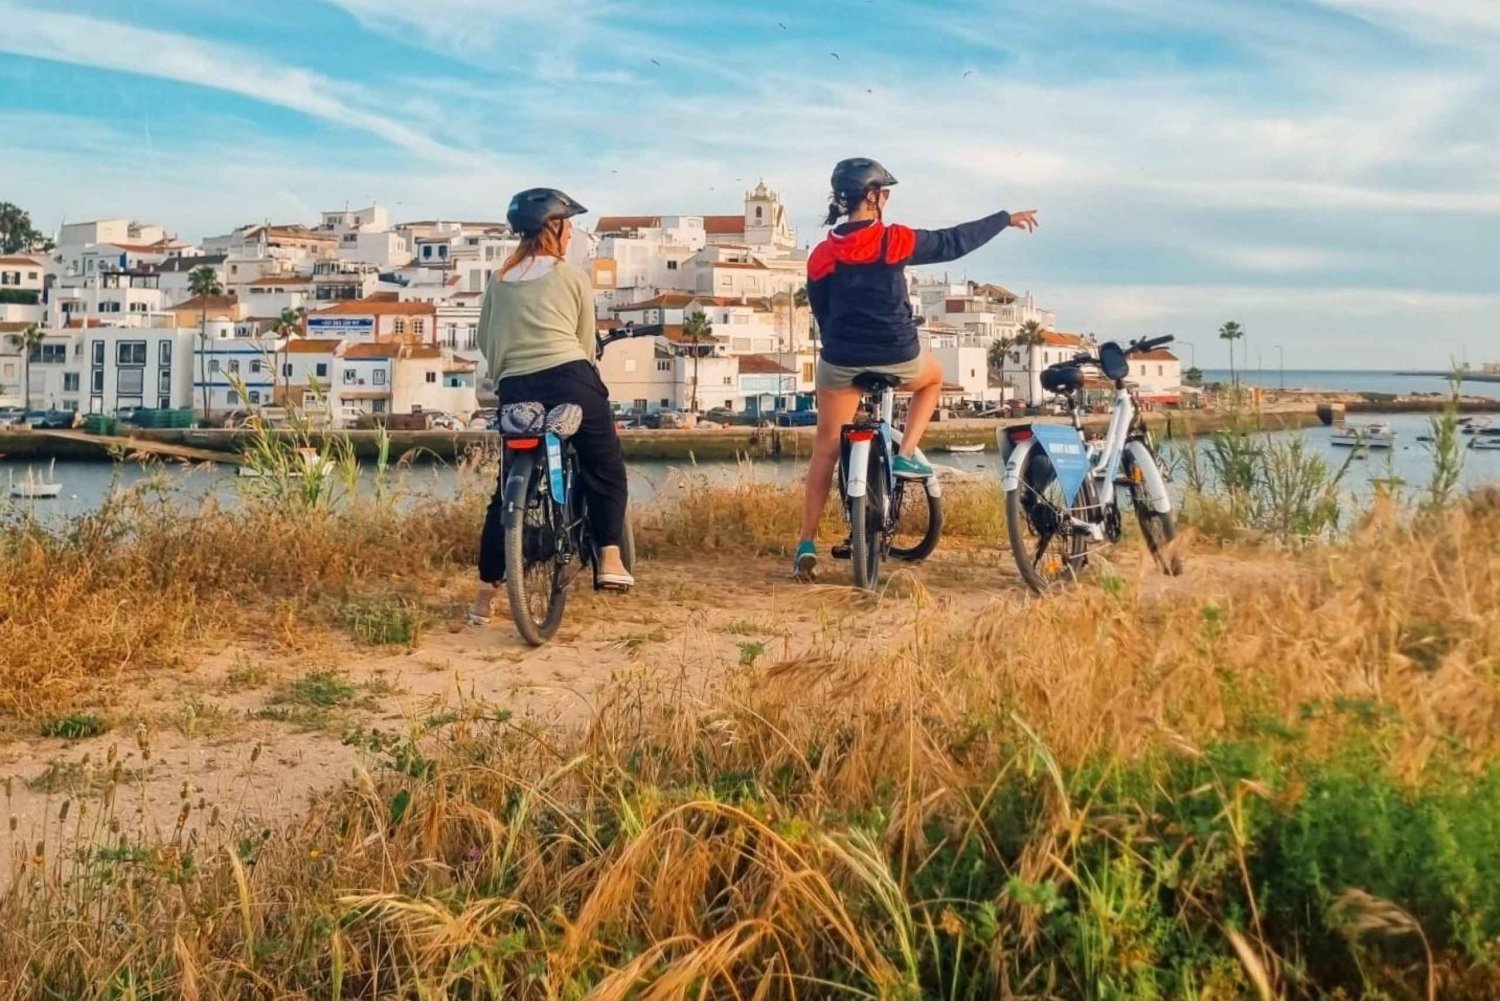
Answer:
[
  {"left": 1198, "top": 368, "right": 1499, "bottom": 399},
  {"left": 3, "top": 412, "right": 1498, "bottom": 522}
]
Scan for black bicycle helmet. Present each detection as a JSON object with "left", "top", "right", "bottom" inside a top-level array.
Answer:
[
  {"left": 506, "top": 187, "right": 587, "bottom": 237},
  {"left": 830, "top": 158, "right": 898, "bottom": 199}
]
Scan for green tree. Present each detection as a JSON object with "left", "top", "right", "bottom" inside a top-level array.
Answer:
[
  {"left": 681, "top": 309, "right": 714, "bottom": 415},
  {"left": 6, "top": 322, "right": 44, "bottom": 411},
  {"left": 0, "top": 202, "right": 42, "bottom": 255},
  {"left": 188, "top": 266, "right": 225, "bottom": 420},
  {"left": 1218, "top": 320, "right": 1244, "bottom": 389},
  {"left": 1184, "top": 366, "right": 1204, "bottom": 387},
  {"left": 987, "top": 333, "right": 1017, "bottom": 407},
  {"left": 271, "top": 306, "right": 306, "bottom": 403},
  {"left": 1013, "top": 319, "right": 1048, "bottom": 405}
]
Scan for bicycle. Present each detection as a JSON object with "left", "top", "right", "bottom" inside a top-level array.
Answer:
[
  {"left": 999, "top": 335, "right": 1183, "bottom": 593},
  {"left": 834, "top": 372, "right": 945, "bottom": 591},
  {"left": 498, "top": 327, "right": 655, "bottom": 646}
]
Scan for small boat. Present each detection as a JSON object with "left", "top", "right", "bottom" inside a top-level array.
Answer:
[
  {"left": 1469, "top": 436, "right": 1500, "bottom": 451},
  {"left": 8, "top": 460, "right": 63, "bottom": 499},
  {"left": 1459, "top": 418, "right": 1491, "bottom": 435},
  {"left": 1331, "top": 423, "right": 1395, "bottom": 449},
  {"left": 945, "top": 442, "right": 985, "bottom": 453}
]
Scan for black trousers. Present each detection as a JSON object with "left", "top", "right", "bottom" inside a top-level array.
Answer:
[{"left": 478, "top": 360, "right": 628, "bottom": 583}]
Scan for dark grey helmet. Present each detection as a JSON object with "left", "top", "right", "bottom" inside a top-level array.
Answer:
[
  {"left": 506, "top": 188, "right": 587, "bottom": 236},
  {"left": 830, "top": 158, "right": 898, "bottom": 198}
]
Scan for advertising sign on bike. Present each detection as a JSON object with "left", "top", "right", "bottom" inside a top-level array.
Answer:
[{"left": 1029, "top": 423, "right": 1092, "bottom": 506}]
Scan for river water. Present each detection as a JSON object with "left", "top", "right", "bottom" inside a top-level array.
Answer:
[{"left": 2, "top": 412, "right": 1498, "bottom": 522}]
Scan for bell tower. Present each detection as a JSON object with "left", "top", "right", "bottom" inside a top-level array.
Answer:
[{"left": 743, "top": 180, "right": 795, "bottom": 253}]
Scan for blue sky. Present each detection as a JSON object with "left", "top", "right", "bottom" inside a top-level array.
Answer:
[{"left": 2, "top": 0, "right": 1497, "bottom": 368}]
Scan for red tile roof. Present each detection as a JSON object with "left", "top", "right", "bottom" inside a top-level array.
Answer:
[
  {"left": 594, "top": 215, "right": 662, "bottom": 232},
  {"left": 246, "top": 275, "right": 312, "bottom": 287},
  {"left": 0, "top": 256, "right": 43, "bottom": 267},
  {"left": 285, "top": 339, "right": 342, "bottom": 354},
  {"left": 343, "top": 342, "right": 402, "bottom": 359},
  {"left": 172, "top": 294, "right": 238, "bottom": 313},
  {"left": 708, "top": 260, "right": 768, "bottom": 271},
  {"left": 703, "top": 215, "right": 746, "bottom": 235},
  {"left": 736, "top": 353, "right": 793, "bottom": 375},
  {"left": 1040, "top": 330, "right": 1087, "bottom": 347},
  {"left": 1136, "top": 349, "right": 1179, "bottom": 361},
  {"left": 314, "top": 299, "right": 435, "bottom": 317}
]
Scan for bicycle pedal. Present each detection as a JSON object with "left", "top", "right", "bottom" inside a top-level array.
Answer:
[{"left": 831, "top": 543, "right": 852, "bottom": 560}]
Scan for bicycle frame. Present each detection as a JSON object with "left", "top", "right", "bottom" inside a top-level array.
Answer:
[{"left": 841, "top": 386, "right": 942, "bottom": 502}]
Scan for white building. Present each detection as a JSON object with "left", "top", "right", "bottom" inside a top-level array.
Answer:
[
  {"left": 913, "top": 280, "right": 1056, "bottom": 350},
  {"left": 0, "top": 323, "right": 31, "bottom": 409},
  {"left": 144, "top": 254, "right": 229, "bottom": 304},
  {"left": 924, "top": 325, "right": 1008, "bottom": 404},
  {"left": 22, "top": 326, "right": 83, "bottom": 412},
  {"left": 50, "top": 272, "right": 175, "bottom": 329},
  {"left": 86, "top": 326, "right": 199, "bottom": 414},
  {"left": 191, "top": 318, "right": 280, "bottom": 414},
  {"left": 317, "top": 205, "right": 411, "bottom": 268},
  {"left": 1126, "top": 348, "right": 1183, "bottom": 400},
  {"left": 201, "top": 223, "right": 339, "bottom": 265}
]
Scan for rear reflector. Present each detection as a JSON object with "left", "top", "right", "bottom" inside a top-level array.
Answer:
[
  {"left": 507, "top": 437, "right": 541, "bottom": 450},
  {"left": 1008, "top": 428, "right": 1034, "bottom": 442},
  {"left": 846, "top": 429, "right": 876, "bottom": 442}
]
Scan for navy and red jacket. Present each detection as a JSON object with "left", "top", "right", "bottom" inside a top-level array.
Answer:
[{"left": 806, "top": 210, "right": 1012, "bottom": 368}]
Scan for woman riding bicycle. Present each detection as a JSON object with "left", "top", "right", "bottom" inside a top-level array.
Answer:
[
  {"left": 793, "top": 158, "right": 1038, "bottom": 579},
  {"left": 470, "top": 187, "right": 633, "bottom": 624}
]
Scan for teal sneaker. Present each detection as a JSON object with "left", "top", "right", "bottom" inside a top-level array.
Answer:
[
  {"left": 792, "top": 540, "right": 817, "bottom": 581},
  {"left": 892, "top": 453, "right": 934, "bottom": 479}
]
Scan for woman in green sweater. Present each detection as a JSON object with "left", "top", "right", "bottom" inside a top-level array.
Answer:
[{"left": 470, "top": 188, "right": 632, "bottom": 624}]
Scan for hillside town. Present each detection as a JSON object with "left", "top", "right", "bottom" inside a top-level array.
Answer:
[{"left": 0, "top": 184, "right": 1184, "bottom": 426}]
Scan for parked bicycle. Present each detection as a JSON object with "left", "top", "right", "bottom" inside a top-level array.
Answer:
[
  {"left": 835, "top": 371, "right": 944, "bottom": 590},
  {"left": 498, "top": 326, "right": 654, "bottom": 645},
  {"left": 999, "top": 335, "right": 1182, "bottom": 593}
]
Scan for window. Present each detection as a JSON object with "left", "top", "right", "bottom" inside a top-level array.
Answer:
[
  {"left": 722, "top": 377, "right": 733, "bottom": 386},
  {"left": 248, "top": 390, "right": 261, "bottom": 404},
  {"left": 412, "top": 319, "right": 425, "bottom": 337},
  {"left": 118, "top": 368, "right": 144, "bottom": 395},
  {"left": 159, "top": 340, "right": 172, "bottom": 364},
  {"left": 210, "top": 359, "right": 221, "bottom": 372},
  {"left": 62, "top": 301, "right": 83, "bottom": 313},
  {"left": 373, "top": 369, "right": 386, "bottom": 386},
  {"left": 63, "top": 373, "right": 80, "bottom": 391},
  {"left": 129, "top": 302, "right": 147, "bottom": 313},
  {"left": 394, "top": 319, "right": 406, "bottom": 335},
  {"left": 725, "top": 399, "right": 734, "bottom": 409},
  {"left": 117, "top": 341, "right": 147, "bottom": 365},
  {"left": 39, "top": 344, "right": 66, "bottom": 364},
  {"left": 657, "top": 361, "right": 670, "bottom": 372},
  {"left": 99, "top": 301, "right": 121, "bottom": 313},
  {"left": 1, "top": 362, "right": 12, "bottom": 378},
  {"left": 660, "top": 398, "right": 670, "bottom": 407},
  {"left": 343, "top": 369, "right": 356, "bottom": 384},
  {"left": 372, "top": 399, "right": 387, "bottom": 414},
  {"left": 92, "top": 342, "right": 105, "bottom": 366},
  {"left": 315, "top": 362, "right": 328, "bottom": 378},
  {"left": 228, "top": 359, "right": 241, "bottom": 373},
  {"left": 666, "top": 260, "right": 678, "bottom": 271},
  {"left": 425, "top": 371, "right": 436, "bottom": 384},
  {"left": 1157, "top": 365, "right": 1164, "bottom": 377},
  {"left": 158, "top": 369, "right": 171, "bottom": 393},
  {"left": 250, "top": 359, "right": 262, "bottom": 374},
  {"left": 283, "top": 362, "right": 293, "bottom": 377},
  {"left": 91, "top": 370, "right": 104, "bottom": 393},
  {"left": 227, "top": 390, "right": 239, "bottom": 405},
  {"left": 158, "top": 396, "right": 170, "bottom": 409}
]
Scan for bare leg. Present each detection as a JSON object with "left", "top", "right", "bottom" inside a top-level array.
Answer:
[
  {"left": 798, "top": 387, "right": 863, "bottom": 543},
  {"left": 897, "top": 350, "right": 944, "bottom": 458}
]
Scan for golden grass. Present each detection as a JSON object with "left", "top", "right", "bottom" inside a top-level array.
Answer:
[{"left": 3, "top": 493, "right": 1498, "bottom": 997}]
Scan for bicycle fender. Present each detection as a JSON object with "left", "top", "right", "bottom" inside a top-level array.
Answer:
[
  {"left": 1124, "top": 439, "right": 1172, "bottom": 513},
  {"left": 1001, "top": 436, "right": 1036, "bottom": 493},
  {"left": 502, "top": 456, "right": 533, "bottom": 526},
  {"left": 545, "top": 432, "right": 566, "bottom": 505},
  {"left": 845, "top": 438, "right": 871, "bottom": 498}
]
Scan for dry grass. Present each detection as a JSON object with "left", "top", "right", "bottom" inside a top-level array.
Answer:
[{"left": 3, "top": 493, "right": 1499, "bottom": 997}]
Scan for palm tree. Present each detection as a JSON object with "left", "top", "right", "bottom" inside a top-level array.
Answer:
[
  {"left": 1013, "top": 319, "right": 1048, "bottom": 406},
  {"left": 681, "top": 309, "right": 714, "bottom": 415},
  {"left": 1218, "top": 321, "right": 1244, "bottom": 389},
  {"left": 7, "top": 322, "right": 44, "bottom": 412},
  {"left": 271, "top": 306, "right": 305, "bottom": 403},
  {"left": 188, "top": 266, "right": 224, "bottom": 419},
  {"left": 987, "top": 333, "right": 1016, "bottom": 408}
]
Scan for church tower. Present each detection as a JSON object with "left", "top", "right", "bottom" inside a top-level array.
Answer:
[{"left": 743, "top": 180, "right": 796, "bottom": 253}]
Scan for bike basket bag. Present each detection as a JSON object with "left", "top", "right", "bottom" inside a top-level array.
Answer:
[
  {"left": 501, "top": 401, "right": 546, "bottom": 434},
  {"left": 1041, "top": 364, "right": 1085, "bottom": 394},
  {"left": 545, "top": 403, "right": 584, "bottom": 438}
]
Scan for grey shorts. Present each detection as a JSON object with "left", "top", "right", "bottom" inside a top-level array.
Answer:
[{"left": 815, "top": 355, "right": 926, "bottom": 392}]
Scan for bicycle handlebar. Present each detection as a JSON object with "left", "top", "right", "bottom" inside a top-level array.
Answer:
[
  {"left": 594, "top": 320, "right": 655, "bottom": 360},
  {"left": 1127, "top": 335, "right": 1175, "bottom": 354}
]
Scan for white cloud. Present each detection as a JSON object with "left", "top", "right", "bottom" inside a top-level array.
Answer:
[{"left": 0, "top": 0, "right": 478, "bottom": 166}]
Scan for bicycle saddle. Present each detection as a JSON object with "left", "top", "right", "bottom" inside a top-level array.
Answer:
[
  {"left": 1041, "top": 364, "right": 1085, "bottom": 394},
  {"left": 545, "top": 403, "right": 583, "bottom": 438},
  {"left": 500, "top": 401, "right": 546, "bottom": 433},
  {"left": 851, "top": 371, "right": 904, "bottom": 392}
]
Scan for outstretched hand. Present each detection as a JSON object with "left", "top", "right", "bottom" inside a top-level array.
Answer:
[{"left": 1008, "top": 210, "right": 1039, "bottom": 232}]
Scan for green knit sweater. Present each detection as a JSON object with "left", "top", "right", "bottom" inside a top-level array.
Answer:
[{"left": 476, "top": 262, "right": 597, "bottom": 381}]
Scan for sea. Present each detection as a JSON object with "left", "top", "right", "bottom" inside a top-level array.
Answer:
[{"left": 1196, "top": 369, "right": 1498, "bottom": 399}]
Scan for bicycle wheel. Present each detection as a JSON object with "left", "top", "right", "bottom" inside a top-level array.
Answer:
[
  {"left": 888, "top": 478, "right": 943, "bottom": 562},
  {"left": 849, "top": 452, "right": 886, "bottom": 591},
  {"left": 1005, "top": 448, "right": 1088, "bottom": 594},
  {"left": 504, "top": 451, "right": 568, "bottom": 646},
  {"left": 1124, "top": 446, "right": 1182, "bottom": 576}
]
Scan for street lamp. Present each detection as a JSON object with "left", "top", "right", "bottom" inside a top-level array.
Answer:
[
  {"left": 1176, "top": 339, "right": 1197, "bottom": 369},
  {"left": 1276, "top": 344, "right": 1285, "bottom": 390}
]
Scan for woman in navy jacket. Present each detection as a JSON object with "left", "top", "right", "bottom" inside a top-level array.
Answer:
[{"left": 794, "top": 158, "right": 1037, "bottom": 580}]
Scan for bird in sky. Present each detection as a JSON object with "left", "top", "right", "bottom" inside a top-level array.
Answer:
[
  {"left": 778, "top": 21, "right": 787, "bottom": 29},
  {"left": 963, "top": 70, "right": 973, "bottom": 78},
  {"left": 830, "top": 52, "right": 840, "bottom": 60},
  {"left": 650, "top": 58, "right": 661, "bottom": 66}
]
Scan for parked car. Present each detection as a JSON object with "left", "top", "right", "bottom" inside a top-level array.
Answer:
[
  {"left": 0, "top": 407, "right": 24, "bottom": 427},
  {"left": 429, "top": 412, "right": 461, "bottom": 431},
  {"left": 38, "top": 410, "right": 77, "bottom": 429},
  {"left": 705, "top": 406, "right": 737, "bottom": 423},
  {"left": 774, "top": 410, "right": 819, "bottom": 428},
  {"left": 115, "top": 405, "right": 142, "bottom": 425}
]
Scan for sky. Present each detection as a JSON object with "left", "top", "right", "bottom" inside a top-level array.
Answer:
[{"left": 1, "top": 0, "right": 1497, "bottom": 369}]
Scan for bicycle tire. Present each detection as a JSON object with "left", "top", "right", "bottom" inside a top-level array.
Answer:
[
  {"left": 1005, "top": 448, "right": 1088, "bottom": 594},
  {"left": 849, "top": 451, "right": 885, "bottom": 591},
  {"left": 504, "top": 451, "right": 568, "bottom": 646},
  {"left": 888, "top": 478, "right": 944, "bottom": 562},
  {"left": 1124, "top": 446, "right": 1183, "bottom": 576}
]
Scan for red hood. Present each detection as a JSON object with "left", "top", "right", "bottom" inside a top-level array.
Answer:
[
  {"left": 826, "top": 221, "right": 887, "bottom": 264},
  {"left": 808, "top": 221, "right": 915, "bottom": 281}
]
